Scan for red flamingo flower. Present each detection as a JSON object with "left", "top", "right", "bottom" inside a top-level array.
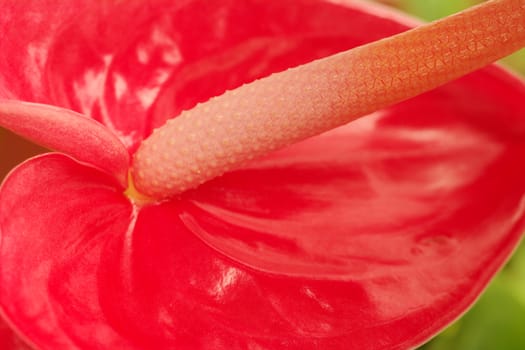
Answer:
[{"left": 1, "top": 0, "right": 524, "bottom": 349}]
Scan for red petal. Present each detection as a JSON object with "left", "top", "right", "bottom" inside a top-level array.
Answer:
[
  {"left": 98, "top": 201, "right": 436, "bottom": 349},
  {"left": 0, "top": 101, "right": 129, "bottom": 186},
  {"left": 0, "top": 154, "right": 134, "bottom": 349}
]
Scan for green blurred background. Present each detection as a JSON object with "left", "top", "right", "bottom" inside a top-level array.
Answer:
[
  {"left": 372, "top": 1, "right": 525, "bottom": 349},
  {"left": 0, "top": 1, "right": 524, "bottom": 348}
]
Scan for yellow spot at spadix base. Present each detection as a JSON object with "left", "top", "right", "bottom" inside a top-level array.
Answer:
[{"left": 124, "top": 171, "right": 156, "bottom": 205}]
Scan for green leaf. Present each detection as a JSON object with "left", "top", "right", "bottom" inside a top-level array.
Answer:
[{"left": 401, "top": 0, "right": 479, "bottom": 21}]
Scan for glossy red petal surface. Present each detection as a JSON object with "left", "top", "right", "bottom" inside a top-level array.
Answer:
[
  {"left": 1, "top": 0, "right": 525, "bottom": 350},
  {"left": 0, "top": 154, "right": 134, "bottom": 349},
  {"left": 180, "top": 73, "right": 525, "bottom": 349},
  {"left": 0, "top": 101, "right": 129, "bottom": 185}
]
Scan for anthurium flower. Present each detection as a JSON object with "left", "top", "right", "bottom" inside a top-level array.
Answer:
[{"left": 1, "top": 0, "right": 524, "bottom": 349}]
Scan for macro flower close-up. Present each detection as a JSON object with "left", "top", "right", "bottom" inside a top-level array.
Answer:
[{"left": 1, "top": 0, "right": 525, "bottom": 349}]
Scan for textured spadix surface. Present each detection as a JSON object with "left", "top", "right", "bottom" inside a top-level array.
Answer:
[
  {"left": 1, "top": 0, "right": 525, "bottom": 349},
  {"left": 132, "top": 0, "right": 525, "bottom": 198}
]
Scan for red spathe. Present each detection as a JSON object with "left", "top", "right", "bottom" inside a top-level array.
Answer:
[{"left": 1, "top": 1, "right": 525, "bottom": 349}]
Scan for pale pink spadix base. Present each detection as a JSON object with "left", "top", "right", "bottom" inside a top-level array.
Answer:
[{"left": 132, "top": 0, "right": 525, "bottom": 199}]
